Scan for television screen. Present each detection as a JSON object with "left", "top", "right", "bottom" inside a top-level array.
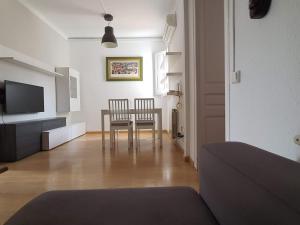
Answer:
[{"left": 4, "top": 80, "right": 44, "bottom": 114}]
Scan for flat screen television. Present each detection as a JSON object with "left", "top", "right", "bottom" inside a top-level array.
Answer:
[{"left": 4, "top": 80, "right": 44, "bottom": 114}]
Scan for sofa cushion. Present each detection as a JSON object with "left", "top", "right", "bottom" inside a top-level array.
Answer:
[
  {"left": 199, "top": 142, "right": 300, "bottom": 225},
  {"left": 5, "top": 187, "right": 219, "bottom": 225}
]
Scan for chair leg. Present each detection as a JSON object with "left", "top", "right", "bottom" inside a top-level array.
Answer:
[
  {"left": 114, "top": 130, "right": 117, "bottom": 148},
  {"left": 113, "top": 130, "right": 115, "bottom": 149},
  {"left": 138, "top": 129, "right": 141, "bottom": 150},
  {"left": 110, "top": 128, "right": 113, "bottom": 149},
  {"left": 115, "top": 130, "right": 118, "bottom": 149},
  {"left": 152, "top": 127, "right": 155, "bottom": 146},
  {"left": 128, "top": 127, "right": 131, "bottom": 150},
  {"left": 131, "top": 126, "right": 134, "bottom": 148},
  {"left": 135, "top": 127, "right": 138, "bottom": 150}
]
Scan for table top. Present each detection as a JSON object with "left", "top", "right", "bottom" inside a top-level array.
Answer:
[{"left": 101, "top": 108, "right": 162, "bottom": 114}]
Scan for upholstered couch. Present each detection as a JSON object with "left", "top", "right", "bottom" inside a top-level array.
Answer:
[{"left": 4, "top": 142, "right": 300, "bottom": 225}]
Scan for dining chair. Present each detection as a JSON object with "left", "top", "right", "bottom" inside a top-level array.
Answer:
[
  {"left": 134, "top": 98, "right": 155, "bottom": 149},
  {"left": 108, "top": 99, "right": 133, "bottom": 150}
]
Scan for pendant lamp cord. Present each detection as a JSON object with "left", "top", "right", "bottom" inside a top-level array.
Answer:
[
  {"left": 98, "top": 0, "right": 112, "bottom": 25},
  {"left": 98, "top": 0, "right": 107, "bottom": 14}
]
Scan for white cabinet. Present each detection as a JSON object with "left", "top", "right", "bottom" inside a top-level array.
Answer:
[
  {"left": 42, "top": 122, "right": 86, "bottom": 150},
  {"left": 55, "top": 67, "right": 81, "bottom": 113}
]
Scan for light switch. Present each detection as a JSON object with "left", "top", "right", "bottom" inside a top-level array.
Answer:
[{"left": 231, "top": 71, "right": 241, "bottom": 84}]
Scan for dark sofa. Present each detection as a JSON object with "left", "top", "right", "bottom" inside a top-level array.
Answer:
[{"left": 4, "top": 142, "right": 300, "bottom": 225}]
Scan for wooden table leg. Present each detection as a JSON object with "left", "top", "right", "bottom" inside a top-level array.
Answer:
[
  {"left": 101, "top": 110, "right": 105, "bottom": 149},
  {"left": 158, "top": 109, "right": 163, "bottom": 148}
]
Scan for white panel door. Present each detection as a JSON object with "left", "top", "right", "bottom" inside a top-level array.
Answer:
[{"left": 196, "top": 0, "right": 225, "bottom": 155}]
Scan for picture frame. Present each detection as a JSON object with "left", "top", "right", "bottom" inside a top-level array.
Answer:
[{"left": 106, "top": 57, "right": 143, "bottom": 81}]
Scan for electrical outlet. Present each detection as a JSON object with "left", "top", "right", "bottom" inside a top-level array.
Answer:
[
  {"left": 231, "top": 71, "right": 241, "bottom": 84},
  {"left": 294, "top": 135, "right": 300, "bottom": 145}
]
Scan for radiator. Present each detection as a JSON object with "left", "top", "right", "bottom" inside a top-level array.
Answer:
[{"left": 172, "top": 109, "right": 178, "bottom": 139}]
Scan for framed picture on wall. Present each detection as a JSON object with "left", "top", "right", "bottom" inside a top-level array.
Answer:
[{"left": 106, "top": 57, "right": 143, "bottom": 81}]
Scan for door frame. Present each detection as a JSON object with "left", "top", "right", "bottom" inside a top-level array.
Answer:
[
  {"left": 185, "top": 0, "right": 231, "bottom": 167},
  {"left": 224, "top": 0, "right": 235, "bottom": 141},
  {"left": 184, "top": 0, "right": 198, "bottom": 167}
]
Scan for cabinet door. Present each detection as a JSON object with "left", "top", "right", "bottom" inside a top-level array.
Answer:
[
  {"left": 56, "top": 67, "right": 71, "bottom": 113},
  {"left": 16, "top": 122, "right": 42, "bottom": 160},
  {"left": 69, "top": 68, "right": 81, "bottom": 112}
]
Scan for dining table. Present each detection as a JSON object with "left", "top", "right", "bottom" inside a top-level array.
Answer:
[{"left": 101, "top": 108, "right": 163, "bottom": 148}]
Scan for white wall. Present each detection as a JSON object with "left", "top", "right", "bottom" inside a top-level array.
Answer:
[
  {"left": 0, "top": 0, "right": 69, "bottom": 66},
  {"left": 69, "top": 39, "right": 165, "bottom": 131},
  {"left": 0, "top": 0, "right": 69, "bottom": 123},
  {"left": 229, "top": 0, "right": 300, "bottom": 161}
]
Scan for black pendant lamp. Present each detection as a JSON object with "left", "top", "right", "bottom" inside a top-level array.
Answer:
[{"left": 101, "top": 14, "right": 118, "bottom": 48}]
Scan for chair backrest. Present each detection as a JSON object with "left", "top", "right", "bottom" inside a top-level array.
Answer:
[
  {"left": 134, "top": 98, "right": 155, "bottom": 121},
  {"left": 108, "top": 99, "right": 131, "bottom": 122}
]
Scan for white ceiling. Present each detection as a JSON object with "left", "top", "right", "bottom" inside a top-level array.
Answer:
[{"left": 19, "top": 0, "right": 177, "bottom": 39}]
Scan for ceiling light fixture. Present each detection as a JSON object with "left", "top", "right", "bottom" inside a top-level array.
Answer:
[{"left": 101, "top": 14, "right": 118, "bottom": 48}]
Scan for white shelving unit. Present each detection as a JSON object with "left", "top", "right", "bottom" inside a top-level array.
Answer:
[
  {"left": 154, "top": 51, "right": 183, "bottom": 96},
  {"left": 55, "top": 67, "right": 81, "bottom": 113},
  {"left": 0, "top": 57, "right": 64, "bottom": 77},
  {"left": 162, "top": 52, "right": 183, "bottom": 75},
  {"left": 160, "top": 51, "right": 183, "bottom": 91},
  {"left": 0, "top": 45, "right": 63, "bottom": 77}
]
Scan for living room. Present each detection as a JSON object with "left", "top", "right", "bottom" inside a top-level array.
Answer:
[{"left": 1, "top": 0, "right": 300, "bottom": 225}]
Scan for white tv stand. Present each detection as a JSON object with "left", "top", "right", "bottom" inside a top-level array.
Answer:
[{"left": 42, "top": 122, "right": 86, "bottom": 150}]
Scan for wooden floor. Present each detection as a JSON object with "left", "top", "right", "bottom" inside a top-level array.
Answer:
[{"left": 0, "top": 133, "right": 198, "bottom": 224}]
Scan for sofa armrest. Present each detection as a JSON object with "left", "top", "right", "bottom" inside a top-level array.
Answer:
[{"left": 199, "top": 142, "right": 300, "bottom": 225}]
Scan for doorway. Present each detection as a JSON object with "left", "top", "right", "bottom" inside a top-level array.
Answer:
[{"left": 185, "top": 0, "right": 226, "bottom": 167}]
